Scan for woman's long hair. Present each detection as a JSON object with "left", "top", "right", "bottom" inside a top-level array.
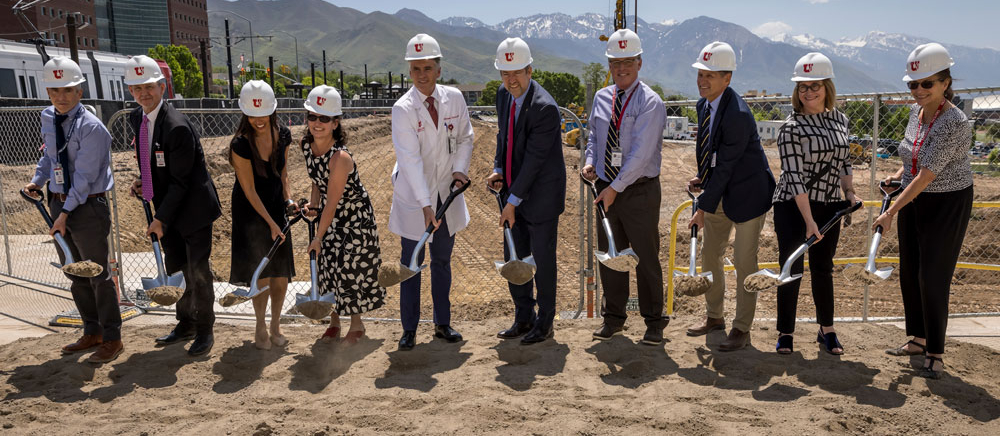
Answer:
[{"left": 229, "top": 113, "right": 280, "bottom": 176}]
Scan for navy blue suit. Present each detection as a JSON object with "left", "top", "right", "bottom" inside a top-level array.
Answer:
[
  {"left": 695, "top": 87, "right": 775, "bottom": 222},
  {"left": 495, "top": 80, "right": 566, "bottom": 328}
]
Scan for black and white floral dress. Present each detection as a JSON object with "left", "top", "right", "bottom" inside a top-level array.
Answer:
[{"left": 302, "top": 139, "right": 386, "bottom": 315}]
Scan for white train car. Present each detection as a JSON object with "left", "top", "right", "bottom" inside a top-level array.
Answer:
[{"left": 0, "top": 40, "right": 133, "bottom": 101}]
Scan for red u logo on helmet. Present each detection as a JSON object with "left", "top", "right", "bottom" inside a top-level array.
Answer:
[
  {"left": 703, "top": 52, "right": 713, "bottom": 61},
  {"left": 135, "top": 67, "right": 144, "bottom": 75},
  {"left": 415, "top": 43, "right": 423, "bottom": 52},
  {"left": 316, "top": 96, "right": 326, "bottom": 105},
  {"left": 505, "top": 53, "right": 514, "bottom": 62},
  {"left": 910, "top": 61, "right": 920, "bottom": 71},
  {"left": 252, "top": 98, "right": 262, "bottom": 108},
  {"left": 53, "top": 70, "right": 64, "bottom": 79},
  {"left": 803, "top": 64, "right": 813, "bottom": 73},
  {"left": 619, "top": 40, "right": 628, "bottom": 49}
]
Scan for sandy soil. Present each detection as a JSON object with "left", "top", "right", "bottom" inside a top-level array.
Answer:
[{"left": 0, "top": 316, "right": 999, "bottom": 435}]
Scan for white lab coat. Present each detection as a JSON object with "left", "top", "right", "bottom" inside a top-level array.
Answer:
[{"left": 389, "top": 84, "right": 474, "bottom": 241}]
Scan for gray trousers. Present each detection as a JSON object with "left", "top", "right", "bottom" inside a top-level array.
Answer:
[{"left": 49, "top": 195, "right": 122, "bottom": 341}]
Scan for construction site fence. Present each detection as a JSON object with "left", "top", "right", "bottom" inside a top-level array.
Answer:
[{"left": 1, "top": 86, "right": 999, "bottom": 322}]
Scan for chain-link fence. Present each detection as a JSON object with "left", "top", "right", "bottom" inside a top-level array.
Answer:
[
  {"left": 100, "top": 105, "right": 590, "bottom": 322},
  {"left": 664, "top": 87, "right": 1000, "bottom": 320}
]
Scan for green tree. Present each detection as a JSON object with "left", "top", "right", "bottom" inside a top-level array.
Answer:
[
  {"left": 532, "top": 69, "right": 584, "bottom": 107},
  {"left": 147, "top": 44, "right": 204, "bottom": 98},
  {"left": 751, "top": 105, "right": 783, "bottom": 121},
  {"left": 988, "top": 147, "right": 999, "bottom": 168},
  {"left": 986, "top": 123, "right": 1000, "bottom": 142},
  {"left": 648, "top": 84, "right": 666, "bottom": 100},
  {"left": 582, "top": 62, "right": 606, "bottom": 95},
  {"left": 476, "top": 80, "right": 502, "bottom": 106}
]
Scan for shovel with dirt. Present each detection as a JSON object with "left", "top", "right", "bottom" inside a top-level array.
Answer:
[
  {"left": 674, "top": 186, "right": 713, "bottom": 297},
  {"left": 219, "top": 201, "right": 306, "bottom": 307},
  {"left": 744, "top": 200, "right": 863, "bottom": 293},
  {"left": 293, "top": 209, "right": 338, "bottom": 320},
  {"left": 139, "top": 199, "right": 186, "bottom": 306},
  {"left": 582, "top": 175, "right": 638, "bottom": 272},
  {"left": 488, "top": 184, "right": 536, "bottom": 285},
  {"left": 377, "top": 179, "right": 470, "bottom": 287},
  {"left": 843, "top": 181, "right": 902, "bottom": 284},
  {"left": 19, "top": 188, "right": 103, "bottom": 278}
]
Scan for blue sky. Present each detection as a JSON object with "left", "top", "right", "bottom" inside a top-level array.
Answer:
[{"left": 323, "top": 0, "right": 1000, "bottom": 50}]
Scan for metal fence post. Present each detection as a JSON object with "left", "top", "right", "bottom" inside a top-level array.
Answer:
[
  {"left": 864, "top": 93, "right": 882, "bottom": 322},
  {"left": 0, "top": 170, "right": 12, "bottom": 274}
]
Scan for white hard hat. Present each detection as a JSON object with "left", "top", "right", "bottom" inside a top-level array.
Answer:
[
  {"left": 404, "top": 33, "right": 442, "bottom": 61},
  {"left": 605, "top": 28, "right": 643, "bottom": 59},
  {"left": 692, "top": 41, "right": 737, "bottom": 72},
  {"left": 303, "top": 85, "right": 342, "bottom": 117},
  {"left": 124, "top": 55, "right": 164, "bottom": 85},
  {"left": 42, "top": 56, "right": 85, "bottom": 88},
  {"left": 238, "top": 80, "right": 277, "bottom": 117},
  {"left": 903, "top": 42, "right": 954, "bottom": 82},
  {"left": 494, "top": 37, "right": 533, "bottom": 71},
  {"left": 792, "top": 52, "right": 835, "bottom": 82}
]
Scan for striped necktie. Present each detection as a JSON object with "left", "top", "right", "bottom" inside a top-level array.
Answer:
[
  {"left": 696, "top": 105, "right": 712, "bottom": 185},
  {"left": 603, "top": 89, "right": 625, "bottom": 181},
  {"left": 54, "top": 113, "right": 71, "bottom": 191}
]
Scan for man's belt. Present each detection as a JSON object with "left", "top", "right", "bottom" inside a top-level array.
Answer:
[{"left": 52, "top": 192, "right": 107, "bottom": 202}]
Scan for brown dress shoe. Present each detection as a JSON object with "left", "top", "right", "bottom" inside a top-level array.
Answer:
[
  {"left": 87, "top": 340, "right": 124, "bottom": 363},
  {"left": 719, "top": 328, "right": 751, "bottom": 352},
  {"left": 686, "top": 317, "right": 725, "bottom": 337},
  {"left": 62, "top": 334, "right": 102, "bottom": 355}
]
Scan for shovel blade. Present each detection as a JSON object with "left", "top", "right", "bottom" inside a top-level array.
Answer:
[
  {"left": 141, "top": 277, "right": 163, "bottom": 291},
  {"left": 166, "top": 272, "right": 185, "bottom": 288},
  {"left": 744, "top": 269, "right": 782, "bottom": 293},
  {"left": 396, "top": 263, "right": 425, "bottom": 284},
  {"left": 498, "top": 260, "right": 536, "bottom": 286},
  {"left": 874, "top": 267, "right": 894, "bottom": 280},
  {"left": 219, "top": 288, "right": 252, "bottom": 307},
  {"left": 596, "top": 248, "right": 639, "bottom": 272},
  {"left": 295, "top": 295, "right": 333, "bottom": 320}
]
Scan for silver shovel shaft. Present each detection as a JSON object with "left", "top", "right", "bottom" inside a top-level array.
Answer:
[
  {"left": 689, "top": 235, "right": 698, "bottom": 275},
  {"left": 865, "top": 232, "right": 883, "bottom": 273},
  {"left": 601, "top": 217, "right": 621, "bottom": 256},
  {"left": 151, "top": 240, "right": 169, "bottom": 282},
  {"left": 779, "top": 243, "right": 810, "bottom": 280},
  {"left": 408, "top": 230, "right": 432, "bottom": 271},
  {"left": 309, "top": 258, "right": 319, "bottom": 300},
  {"left": 503, "top": 227, "right": 521, "bottom": 260},
  {"left": 53, "top": 233, "right": 76, "bottom": 265}
]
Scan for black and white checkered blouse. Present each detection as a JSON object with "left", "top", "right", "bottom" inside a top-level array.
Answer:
[
  {"left": 773, "top": 109, "right": 853, "bottom": 203},
  {"left": 899, "top": 104, "right": 973, "bottom": 193}
]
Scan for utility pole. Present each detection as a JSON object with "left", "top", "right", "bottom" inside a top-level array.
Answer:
[
  {"left": 310, "top": 62, "right": 315, "bottom": 90},
  {"left": 322, "top": 50, "right": 327, "bottom": 85},
  {"left": 268, "top": 56, "right": 275, "bottom": 90},
  {"left": 364, "top": 64, "right": 368, "bottom": 85},
  {"left": 225, "top": 20, "right": 235, "bottom": 99},
  {"left": 67, "top": 14, "right": 78, "bottom": 64},
  {"left": 339, "top": 70, "right": 344, "bottom": 95},
  {"left": 200, "top": 40, "right": 210, "bottom": 98}
]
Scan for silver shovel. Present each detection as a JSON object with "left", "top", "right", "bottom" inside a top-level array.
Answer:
[
  {"left": 379, "top": 179, "right": 470, "bottom": 287},
  {"left": 745, "top": 201, "right": 863, "bottom": 293},
  {"left": 220, "top": 206, "right": 305, "bottom": 307},
  {"left": 673, "top": 186, "right": 713, "bottom": 296},
  {"left": 844, "top": 181, "right": 902, "bottom": 284},
  {"left": 20, "top": 188, "right": 103, "bottom": 278},
  {"left": 294, "top": 210, "right": 338, "bottom": 320},
  {"left": 488, "top": 184, "right": 536, "bottom": 285},
  {"left": 139, "top": 199, "right": 185, "bottom": 305},
  {"left": 582, "top": 176, "right": 638, "bottom": 272}
]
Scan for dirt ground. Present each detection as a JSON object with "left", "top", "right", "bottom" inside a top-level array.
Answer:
[
  {"left": 0, "top": 316, "right": 999, "bottom": 434},
  {"left": 1, "top": 115, "right": 998, "bottom": 321}
]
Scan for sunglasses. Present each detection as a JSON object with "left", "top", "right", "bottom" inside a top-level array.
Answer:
[
  {"left": 907, "top": 79, "right": 942, "bottom": 90},
  {"left": 797, "top": 83, "right": 823, "bottom": 93},
  {"left": 306, "top": 114, "right": 337, "bottom": 123}
]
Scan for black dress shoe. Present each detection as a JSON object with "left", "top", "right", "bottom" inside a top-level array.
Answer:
[
  {"left": 187, "top": 334, "right": 214, "bottom": 356},
  {"left": 641, "top": 326, "right": 664, "bottom": 346},
  {"left": 497, "top": 322, "right": 534, "bottom": 339},
  {"left": 521, "top": 326, "right": 554, "bottom": 345},
  {"left": 155, "top": 328, "right": 196, "bottom": 345},
  {"left": 398, "top": 330, "right": 416, "bottom": 350},
  {"left": 434, "top": 325, "right": 463, "bottom": 343},
  {"left": 592, "top": 324, "right": 624, "bottom": 341}
]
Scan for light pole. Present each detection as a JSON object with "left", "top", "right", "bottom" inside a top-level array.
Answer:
[
  {"left": 208, "top": 10, "right": 254, "bottom": 68},
  {"left": 274, "top": 30, "right": 299, "bottom": 82}
]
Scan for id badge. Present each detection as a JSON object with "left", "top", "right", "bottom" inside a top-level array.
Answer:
[
  {"left": 611, "top": 149, "right": 623, "bottom": 167},
  {"left": 447, "top": 124, "right": 457, "bottom": 154},
  {"left": 155, "top": 150, "right": 166, "bottom": 167},
  {"left": 53, "top": 164, "right": 65, "bottom": 185},
  {"left": 711, "top": 152, "right": 717, "bottom": 168}
]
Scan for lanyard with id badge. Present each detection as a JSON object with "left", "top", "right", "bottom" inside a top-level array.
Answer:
[
  {"left": 608, "top": 85, "right": 639, "bottom": 167},
  {"left": 446, "top": 122, "right": 457, "bottom": 154},
  {"left": 52, "top": 107, "right": 85, "bottom": 186}
]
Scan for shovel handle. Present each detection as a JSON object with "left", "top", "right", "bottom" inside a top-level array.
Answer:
[
  {"left": 436, "top": 179, "right": 469, "bottom": 221},
  {"left": 810, "top": 201, "right": 864, "bottom": 244},
  {"left": 580, "top": 175, "right": 609, "bottom": 218},
  {"left": 20, "top": 188, "right": 55, "bottom": 228},
  {"left": 140, "top": 199, "right": 160, "bottom": 243}
]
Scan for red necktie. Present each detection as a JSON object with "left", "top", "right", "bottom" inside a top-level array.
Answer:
[
  {"left": 425, "top": 96, "right": 438, "bottom": 129},
  {"left": 505, "top": 100, "right": 516, "bottom": 186}
]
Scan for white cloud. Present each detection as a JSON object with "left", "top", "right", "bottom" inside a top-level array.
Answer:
[
  {"left": 752, "top": 21, "right": 793, "bottom": 39},
  {"left": 661, "top": 19, "right": 677, "bottom": 26}
]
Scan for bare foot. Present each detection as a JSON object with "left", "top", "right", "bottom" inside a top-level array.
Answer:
[
  {"left": 255, "top": 327, "right": 271, "bottom": 350},
  {"left": 270, "top": 331, "right": 288, "bottom": 347}
]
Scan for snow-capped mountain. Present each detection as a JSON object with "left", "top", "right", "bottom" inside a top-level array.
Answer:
[
  {"left": 492, "top": 13, "right": 609, "bottom": 40},
  {"left": 440, "top": 16, "right": 487, "bottom": 28}
]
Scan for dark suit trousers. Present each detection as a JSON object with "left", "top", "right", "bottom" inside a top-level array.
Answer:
[
  {"left": 897, "top": 185, "right": 973, "bottom": 355},
  {"left": 49, "top": 195, "right": 122, "bottom": 341},
  {"left": 505, "top": 209, "right": 559, "bottom": 326},
  {"left": 161, "top": 223, "right": 215, "bottom": 335},
  {"left": 399, "top": 200, "right": 454, "bottom": 331},
  {"left": 596, "top": 177, "right": 666, "bottom": 329}
]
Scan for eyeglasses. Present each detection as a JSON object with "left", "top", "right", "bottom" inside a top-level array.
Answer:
[
  {"left": 608, "top": 58, "right": 637, "bottom": 68},
  {"left": 797, "top": 83, "right": 823, "bottom": 93},
  {"left": 306, "top": 114, "right": 337, "bottom": 123},
  {"left": 907, "top": 79, "right": 942, "bottom": 90}
]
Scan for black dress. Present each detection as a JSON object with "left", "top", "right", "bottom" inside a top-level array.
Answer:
[{"left": 229, "top": 126, "right": 295, "bottom": 285}]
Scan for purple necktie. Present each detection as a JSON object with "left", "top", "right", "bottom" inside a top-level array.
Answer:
[{"left": 139, "top": 115, "right": 154, "bottom": 201}]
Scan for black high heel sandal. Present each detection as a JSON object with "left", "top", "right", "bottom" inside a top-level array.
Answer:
[
  {"left": 919, "top": 356, "right": 944, "bottom": 380},
  {"left": 776, "top": 334, "right": 793, "bottom": 355},
  {"left": 885, "top": 340, "right": 925, "bottom": 356},
  {"left": 816, "top": 327, "right": 844, "bottom": 355}
]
